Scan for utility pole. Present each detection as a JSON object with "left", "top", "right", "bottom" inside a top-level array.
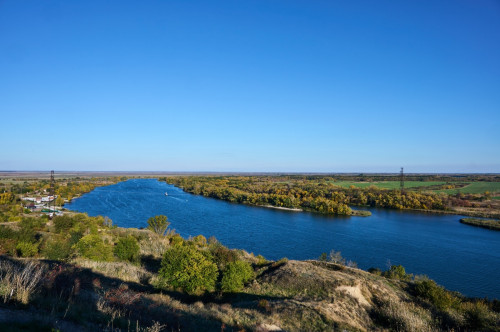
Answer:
[
  {"left": 50, "top": 170, "right": 55, "bottom": 215},
  {"left": 400, "top": 167, "right": 404, "bottom": 192}
]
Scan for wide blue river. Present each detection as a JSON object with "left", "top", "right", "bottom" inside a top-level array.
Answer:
[{"left": 66, "top": 179, "right": 500, "bottom": 299}]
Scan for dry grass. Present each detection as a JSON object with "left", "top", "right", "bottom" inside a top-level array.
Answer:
[
  {"left": 0, "top": 259, "right": 45, "bottom": 304},
  {"left": 73, "top": 258, "right": 152, "bottom": 284},
  {"left": 139, "top": 235, "right": 170, "bottom": 258},
  {"left": 374, "top": 299, "right": 434, "bottom": 332}
]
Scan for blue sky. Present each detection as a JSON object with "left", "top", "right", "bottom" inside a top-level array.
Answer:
[{"left": 1, "top": 0, "right": 499, "bottom": 172}]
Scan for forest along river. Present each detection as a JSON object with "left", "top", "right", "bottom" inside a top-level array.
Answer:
[{"left": 66, "top": 179, "right": 500, "bottom": 299}]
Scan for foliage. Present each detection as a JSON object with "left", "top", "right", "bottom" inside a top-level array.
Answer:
[
  {"left": 384, "top": 265, "right": 412, "bottom": 281},
  {"left": 413, "top": 279, "right": 458, "bottom": 310},
  {"left": 75, "top": 234, "right": 113, "bottom": 261},
  {"left": 328, "top": 250, "right": 346, "bottom": 265},
  {"left": 16, "top": 241, "right": 38, "bottom": 257},
  {"left": 158, "top": 244, "right": 218, "bottom": 294},
  {"left": 220, "top": 260, "right": 254, "bottom": 292},
  {"left": 191, "top": 234, "right": 207, "bottom": 247},
  {"left": 42, "top": 238, "right": 72, "bottom": 261},
  {"left": 164, "top": 175, "right": 472, "bottom": 215},
  {"left": 147, "top": 215, "right": 170, "bottom": 236},
  {"left": 53, "top": 215, "right": 79, "bottom": 234},
  {"left": 210, "top": 243, "right": 238, "bottom": 270},
  {"left": 169, "top": 234, "right": 184, "bottom": 246},
  {"left": 114, "top": 235, "right": 140, "bottom": 263},
  {"left": 461, "top": 301, "right": 493, "bottom": 330}
]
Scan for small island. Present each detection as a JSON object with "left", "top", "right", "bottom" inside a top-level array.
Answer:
[{"left": 460, "top": 218, "right": 500, "bottom": 231}]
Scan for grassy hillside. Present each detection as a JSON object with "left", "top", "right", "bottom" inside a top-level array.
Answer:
[{"left": 0, "top": 214, "right": 499, "bottom": 331}]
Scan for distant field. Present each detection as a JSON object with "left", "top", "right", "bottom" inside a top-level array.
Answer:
[
  {"left": 329, "top": 181, "right": 446, "bottom": 190},
  {"left": 438, "top": 182, "right": 500, "bottom": 194}
]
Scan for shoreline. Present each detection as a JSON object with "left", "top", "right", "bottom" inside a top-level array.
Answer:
[{"left": 261, "top": 205, "right": 303, "bottom": 212}]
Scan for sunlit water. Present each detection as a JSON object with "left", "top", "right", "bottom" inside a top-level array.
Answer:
[{"left": 66, "top": 179, "right": 500, "bottom": 299}]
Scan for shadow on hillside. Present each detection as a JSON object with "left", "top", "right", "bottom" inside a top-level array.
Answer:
[{"left": 0, "top": 256, "right": 248, "bottom": 331}]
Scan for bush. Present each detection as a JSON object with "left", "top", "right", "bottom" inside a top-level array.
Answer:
[
  {"left": 461, "top": 301, "right": 492, "bottom": 329},
  {"left": 75, "top": 234, "right": 113, "bottom": 261},
  {"left": 221, "top": 260, "right": 254, "bottom": 292},
  {"left": 414, "top": 279, "right": 458, "bottom": 310},
  {"left": 42, "top": 239, "right": 72, "bottom": 261},
  {"left": 19, "top": 217, "right": 45, "bottom": 231},
  {"left": 191, "top": 235, "right": 207, "bottom": 247},
  {"left": 16, "top": 241, "right": 38, "bottom": 257},
  {"left": 384, "top": 265, "right": 411, "bottom": 281},
  {"left": 114, "top": 235, "right": 140, "bottom": 263},
  {"left": 210, "top": 244, "right": 238, "bottom": 270},
  {"left": 169, "top": 234, "right": 184, "bottom": 247},
  {"left": 147, "top": 215, "right": 170, "bottom": 236},
  {"left": 158, "top": 244, "right": 218, "bottom": 294},
  {"left": 53, "top": 215, "right": 76, "bottom": 233}
]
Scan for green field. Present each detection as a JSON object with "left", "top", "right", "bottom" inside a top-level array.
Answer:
[
  {"left": 329, "top": 181, "right": 446, "bottom": 190},
  {"left": 438, "top": 182, "right": 500, "bottom": 194}
]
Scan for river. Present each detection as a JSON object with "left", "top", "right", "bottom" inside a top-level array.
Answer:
[{"left": 66, "top": 178, "right": 500, "bottom": 299}]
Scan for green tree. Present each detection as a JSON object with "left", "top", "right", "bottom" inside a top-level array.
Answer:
[
  {"left": 221, "top": 260, "right": 254, "bottom": 292},
  {"left": 147, "top": 215, "right": 170, "bottom": 236},
  {"left": 75, "top": 234, "right": 113, "bottom": 261},
  {"left": 114, "top": 235, "right": 140, "bottom": 263},
  {"left": 158, "top": 244, "right": 218, "bottom": 294}
]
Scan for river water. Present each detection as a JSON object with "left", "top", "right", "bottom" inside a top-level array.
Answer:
[{"left": 66, "top": 179, "right": 500, "bottom": 299}]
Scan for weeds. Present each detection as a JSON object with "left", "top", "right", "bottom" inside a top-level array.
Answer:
[{"left": 0, "top": 259, "right": 45, "bottom": 304}]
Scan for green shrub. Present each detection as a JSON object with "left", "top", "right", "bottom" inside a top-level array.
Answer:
[
  {"left": 75, "top": 234, "right": 113, "bottom": 261},
  {"left": 384, "top": 265, "right": 411, "bottom": 281},
  {"left": 53, "top": 215, "right": 76, "bottom": 233},
  {"left": 221, "top": 260, "right": 254, "bottom": 292},
  {"left": 461, "top": 301, "right": 492, "bottom": 329},
  {"left": 20, "top": 217, "right": 45, "bottom": 231},
  {"left": 414, "top": 279, "right": 458, "bottom": 310},
  {"left": 42, "top": 239, "right": 72, "bottom": 260},
  {"left": 191, "top": 235, "right": 207, "bottom": 247},
  {"left": 169, "top": 234, "right": 184, "bottom": 247},
  {"left": 16, "top": 241, "right": 38, "bottom": 257},
  {"left": 210, "top": 244, "right": 238, "bottom": 270},
  {"left": 158, "top": 244, "right": 218, "bottom": 294},
  {"left": 256, "top": 254, "right": 268, "bottom": 265},
  {"left": 114, "top": 235, "right": 140, "bottom": 263},
  {"left": 147, "top": 215, "right": 169, "bottom": 236}
]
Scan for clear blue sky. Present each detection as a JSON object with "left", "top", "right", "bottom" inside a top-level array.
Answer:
[{"left": 1, "top": 0, "right": 499, "bottom": 172}]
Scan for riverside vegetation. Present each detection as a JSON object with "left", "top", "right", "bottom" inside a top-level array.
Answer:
[
  {"left": 163, "top": 174, "right": 500, "bottom": 218},
  {"left": 1, "top": 174, "right": 499, "bottom": 331},
  {"left": 0, "top": 212, "right": 499, "bottom": 331}
]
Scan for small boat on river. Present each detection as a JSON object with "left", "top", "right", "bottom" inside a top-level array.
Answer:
[{"left": 165, "top": 192, "right": 168, "bottom": 196}]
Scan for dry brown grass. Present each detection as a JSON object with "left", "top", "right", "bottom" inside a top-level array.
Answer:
[
  {"left": 73, "top": 258, "right": 152, "bottom": 284},
  {"left": 0, "top": 259, "right": 45, "bottom": 304},
  {"left": 375, "top": 299, "right": 434, "bottom": 331}
]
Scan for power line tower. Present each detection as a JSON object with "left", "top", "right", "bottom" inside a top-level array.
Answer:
[
  {"left": 49, "top": 170, "right": 55, "bottom": 215},
  {"left": 400, "top": 167, "right": 404, "bottom": 192}
]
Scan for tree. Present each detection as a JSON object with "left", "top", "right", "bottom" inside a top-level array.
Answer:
[
  {"left": 75, "top": 234, "right": 113, "bottom": 261},
  {"left": 221, "top": 260, "right": 254, "bottom": 292},
  {"left": 114, "top": 235, "right": 140, "bottom": 263},
  {"left": 147, "top": 215, "right": 170, "bottom": 236},
  {"left": 158, "top": 244, "right": 218, "bottom": 294}
]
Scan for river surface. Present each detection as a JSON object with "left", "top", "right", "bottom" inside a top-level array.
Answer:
[{"left": 66, "top": 179, "right": 500, "bottom": 299}]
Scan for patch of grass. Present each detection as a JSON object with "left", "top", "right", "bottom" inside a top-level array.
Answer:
[{"left": 438, "top": 182, "right": 500, "bottom": 194}]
